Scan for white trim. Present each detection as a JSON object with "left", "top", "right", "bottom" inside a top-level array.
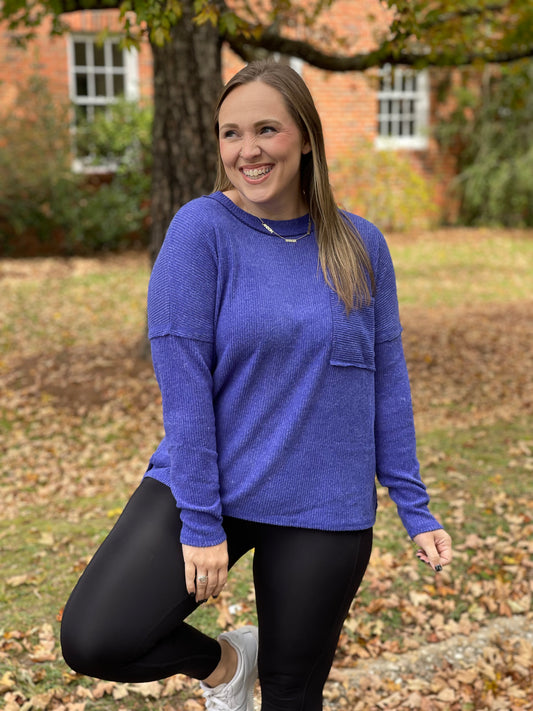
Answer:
[
  {"left": 68, "top": 35, "right": 139, "bottom": 113},
  {"left": 288, "top": 57, "right": 304, "bottom": 75},
  {"left": 269, "top": 53, "right": 304, "bottom": 76},
  {"left": 124, "top": 45, "right": 140, "bottom": 101},
  {"left": 67, "top": 34, "right": 139, "bottom": 172},
  {"left": 375, "top": 66, "right": 429, "bottom": 150}
]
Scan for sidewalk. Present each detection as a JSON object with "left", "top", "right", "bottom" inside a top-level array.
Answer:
[{"left": 322, "top": 614, "right": 533, "bottom": 710}]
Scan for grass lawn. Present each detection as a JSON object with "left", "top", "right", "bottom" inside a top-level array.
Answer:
[{"left": 1, "top": 229, "right": 532, "bottom": 710}]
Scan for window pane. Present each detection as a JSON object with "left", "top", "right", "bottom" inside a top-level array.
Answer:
[
  {"left": 75, "top": 104, "right": 88, "bottom": 123},
  {"left": 377, "top": 67, "right": 427, "bottom": 143},
  {"left": 94, "top": 44, "right": 105, "bottom": 67},
  {"left": 112, "top": 43, "right": 124, "bottom": 67},
  {"left": 75, "top": 73, "right": 88, "bottom": 97},
  {"left": 113, "top": 74, "right": 125, "bottom": 96},
  {"left": 74, "top": 42, "right": 86, "bottom": 66},
  {"left": 95, "top": 73, "right": 107, "bottom": 97}
]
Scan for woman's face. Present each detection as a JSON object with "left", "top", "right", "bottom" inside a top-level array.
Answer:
[{"left": 218, "top": 81, "right": 311, "bottom": 221}]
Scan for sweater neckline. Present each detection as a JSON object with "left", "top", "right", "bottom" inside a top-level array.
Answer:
[{"left": 208, "top": 191, "right": 313, "bottom": 238}]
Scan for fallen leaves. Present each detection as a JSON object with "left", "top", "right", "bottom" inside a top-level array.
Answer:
[
  {"left": 28, "top": 623, "right": 57, "bottom": 662},
  {"left": 326, "top": 626, "right": 533, "bottom": 710},
  {"left": 402, "top": 300, "right": 533, "bottom": 433},
  {"left": 1, "top": 247, "right": 533, "bottom": 710}
]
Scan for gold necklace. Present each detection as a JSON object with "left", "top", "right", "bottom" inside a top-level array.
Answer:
[{"left": 257, "top": 215, "right": 312, "bottom": 244}]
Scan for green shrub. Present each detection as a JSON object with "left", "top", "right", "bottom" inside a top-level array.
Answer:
[
  {"left": 331, "top": 139, "right": 439, "bottom": 233},
  {"left": 0, "top": 76, "right": 73, "bottom": 249},
  {"left": 435, "top": 60, "right": 533, "bottom": 227},
  {"left": 0, "top": 77, "right": 152, "bottom": 255},
  {"left": 74, "top": 97, "right": 152, "bottom": 175}
]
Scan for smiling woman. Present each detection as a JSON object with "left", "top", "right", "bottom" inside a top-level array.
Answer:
[
  {"left": 217, "top": 83, "right": 311, "bottom": 221},
  {"left": 60, "top": 60, "right": 452, "bottom": 711}
]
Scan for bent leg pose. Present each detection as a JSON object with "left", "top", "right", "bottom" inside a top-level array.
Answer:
[
  {"left": 61, "top": 480, "right": 373, "bottom": 710},
  {"left": 62, "top": 59, "right": 452, "bottom": 711}
]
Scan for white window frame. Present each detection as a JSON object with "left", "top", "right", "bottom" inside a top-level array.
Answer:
[
  {"left": 375, "top": 66, "right": 429, "bottom": 150},
  {"left": 270, "top": 53, "right": 304, "bottom": 75},
  {"left": 67, "top": 34, "right": 139, "bottom": 172}
]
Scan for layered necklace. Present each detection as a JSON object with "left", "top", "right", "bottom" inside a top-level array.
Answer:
[{"left": 256, "top": 215, "right": 313, "bottom": 244}]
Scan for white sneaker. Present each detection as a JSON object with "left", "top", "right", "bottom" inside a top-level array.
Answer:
[{"left": 200, "top": 626, "right": 258, "bottom": 711}]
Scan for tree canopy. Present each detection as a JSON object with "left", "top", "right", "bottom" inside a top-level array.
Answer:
[{"left": 2, "top": 0, "right": 533, "bottom": 72}]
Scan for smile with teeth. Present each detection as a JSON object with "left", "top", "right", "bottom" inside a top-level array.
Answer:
[{"left": 241, "top": 166, "right": 273, "bottom": 178}]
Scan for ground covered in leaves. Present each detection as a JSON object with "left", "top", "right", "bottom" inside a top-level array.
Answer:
[{"left": 1, "top": 229, "right": 532, "bottom": 710}]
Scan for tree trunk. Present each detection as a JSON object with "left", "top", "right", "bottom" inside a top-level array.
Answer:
[
  {"left": 139, "top": 1, "right": 223, "bottom": 358},
  {"left": 149, "top": 0, "right": 223, "bottom": 266}
]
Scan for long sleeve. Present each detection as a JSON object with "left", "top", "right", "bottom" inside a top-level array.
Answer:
[
  {"left": 374, "top": 335, "right": 442, "bottom": 538},
  {"left": 147, "top": 203, "right": 224, "bottom": 547},
  {"left": 150, "top": 335, "right": 225, "bottom": 547},
  {"left": 370, "top": 226, "right": 441, "bottom": 538}
]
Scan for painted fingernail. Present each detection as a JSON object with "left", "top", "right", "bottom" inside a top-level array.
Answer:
[{"left": 435, "top": 564, "right": 443, "bottom": 572}]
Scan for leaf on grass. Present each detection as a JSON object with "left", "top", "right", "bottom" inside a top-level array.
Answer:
[
  {"left": 26, "top": 690, "right": 55, "bottom": 710},
  {"left": 112, "top": 683, "right": 129, "bottom": 700},
  {"left": 38, "top": 532, "right": 55, "bottom": 546},
  {"left": 455, "top": 668, "right": 478, "bottom": 684},
  {"left": 6, "top": 574, "right": 37, "bottom": 587},
  {"left": 162, "top": 675, "right": 186, "bottom": 696},
  {"left": 183, "top": 700, "right": 205, "bottom": 711},
  {"left": 91, "top": 680, "right": 115, "bottom": 698},
  {"left": 129, "top": 680, "right": 163, "bottom": 698},
  {"left": 28, "top": 623, "right": 56, "bottom": 662},
  {"left": 215, "top": 598, "right": 234, "bottom": 629},
  {"left": 0, "top": 671, "right": 16, "bottom": 693}
]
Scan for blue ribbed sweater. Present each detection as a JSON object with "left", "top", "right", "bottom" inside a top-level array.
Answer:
[{"left": 145, "top": 192, "right": 441, "bottom": 546}]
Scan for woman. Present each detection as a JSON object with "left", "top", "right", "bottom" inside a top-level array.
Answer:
[{"left": 61, "top": 60, "right": 452, "bottom": 711}]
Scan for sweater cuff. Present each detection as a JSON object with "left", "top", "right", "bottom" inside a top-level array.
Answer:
[
  {"left": 179, "top": 510, "right": 227, "bottom": 548},
  {"left": 402, "top": 510, "right": 443, "bottom": 540}
]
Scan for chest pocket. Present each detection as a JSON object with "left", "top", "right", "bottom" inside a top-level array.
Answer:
[{"left": 329, "top": 291, "right": 376, "bottom": 371}]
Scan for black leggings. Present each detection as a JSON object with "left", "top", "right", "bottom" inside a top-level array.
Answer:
[{"left": 61, "top": 478, "right": 372, "bottom": 711}]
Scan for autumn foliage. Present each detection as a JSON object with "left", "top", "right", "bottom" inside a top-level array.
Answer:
[{"left": 1, "top": 229, "right": 532, "bottom": 709}]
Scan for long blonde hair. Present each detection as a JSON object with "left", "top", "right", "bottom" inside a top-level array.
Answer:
[{"left": 213, "top": 60, "right": 374, "bottom": 312}]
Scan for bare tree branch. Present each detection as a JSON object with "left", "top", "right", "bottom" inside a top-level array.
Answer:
[{"left": 225, "top": 26, "right": 533, "bottom": 70}]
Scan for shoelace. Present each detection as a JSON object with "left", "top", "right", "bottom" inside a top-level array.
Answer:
[{"left": 202, "top": 684, "right": 235, "bottom": 711}]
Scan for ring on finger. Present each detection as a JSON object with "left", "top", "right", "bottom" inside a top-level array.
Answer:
[{"left": 197, "top": 575, "right": 208, "bottom": 584}]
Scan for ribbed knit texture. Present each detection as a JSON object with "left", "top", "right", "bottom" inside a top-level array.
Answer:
[{"left": 145, "top": 192, "right": 441, "bottom": 546}]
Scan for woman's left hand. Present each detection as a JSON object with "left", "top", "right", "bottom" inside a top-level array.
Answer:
[{"left": 413, "top": 529, "right": 452, "bottom": 572}]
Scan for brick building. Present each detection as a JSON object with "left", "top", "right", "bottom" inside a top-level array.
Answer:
[{"left": 0, "top": 2, "right": 456, "bottom": 225}]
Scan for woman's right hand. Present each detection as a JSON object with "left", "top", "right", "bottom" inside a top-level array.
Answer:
[{"left": 182, "top": 541, "right": 229, "bottom": 602}]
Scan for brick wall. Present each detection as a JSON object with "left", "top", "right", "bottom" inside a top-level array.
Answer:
[
  {"left": 0, "top": 10, "right": 152, "bottom": 114},
  {"left": 0, "top": 1, "right": 457, "bottom": 223}
]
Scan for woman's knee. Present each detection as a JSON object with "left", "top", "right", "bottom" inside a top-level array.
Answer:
[
  {"left": 60, "top": 596, "right": 129, "bottom": 679},
  {"left": 61, "top": 609, "right": 104, "bottom": 677}
]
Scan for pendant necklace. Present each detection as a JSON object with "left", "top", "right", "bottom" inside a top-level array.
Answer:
[{"left": 257, "top": 215, "right": 312, "bottom": 244}]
